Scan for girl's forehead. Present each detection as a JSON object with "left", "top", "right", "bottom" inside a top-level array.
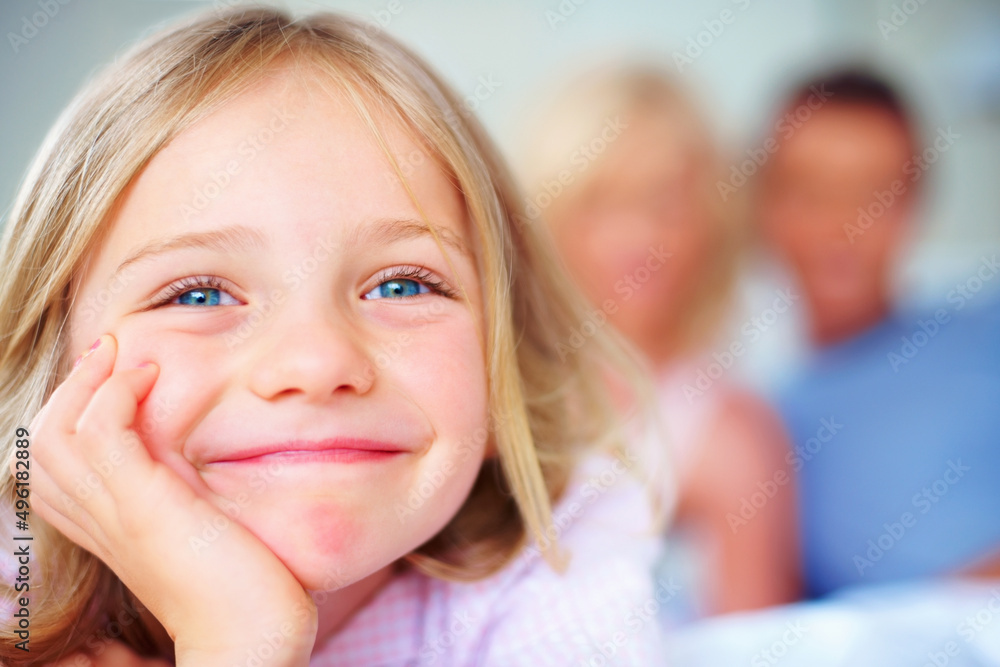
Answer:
[
  {"left": 93, "top": 65, "right": 468, "bottom": 263},
  {"left": 164, "top": 65, "right": 402, "bottom": 171}
]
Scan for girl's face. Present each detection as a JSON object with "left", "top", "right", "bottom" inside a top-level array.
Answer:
[{"left": 66, "top": 65, "right": 489, "bottom": 591}]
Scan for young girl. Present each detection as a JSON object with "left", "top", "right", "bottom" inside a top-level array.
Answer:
[
  {"left": 0, "top": 7, "right": 663, "bottom": 665},
  {"left": 517, "top": 65, "right": 800, "bottom": 619}
]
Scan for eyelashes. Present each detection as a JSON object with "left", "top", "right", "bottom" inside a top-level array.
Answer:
[
  {"left": 148, "top": 266, "right": 456, "bottom": 309},
  {"left": 149, "top": 275, "right": 240, "bottom": 308},
  {"left": 367, "top": 265, "right": 457, "bottom": 300}
]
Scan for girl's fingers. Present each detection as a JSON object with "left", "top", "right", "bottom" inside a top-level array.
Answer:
[
  {"left": 29, "top": 464, "right": 106, "bottom": 559},
  {"left": 36, "top": 365, "right": 162, "bottom": 535},
  {"left": 73, "top": 364, "right": 160, "bottom": 505},
  {"left": 28, "top": 333, "right": 116, "bottom": 480},
  {"left": 40, "top": 333, "right": 117, "bottom": 437},
  {"left": 22, "top": 331, "right": 162, "bottom": 550},
  {"left": 27, "top": 333, "right": 159, "bottom": 513},
  {"left": 32, "top": 493, "right": 103, "bottom": 558}
]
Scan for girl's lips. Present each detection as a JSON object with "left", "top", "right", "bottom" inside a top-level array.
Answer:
[
  {"left": 215, "top": 449, "right": 406, "bottom": 465},
  {"left": 206, "top": 438, "right": 411, "bottom": 464}
]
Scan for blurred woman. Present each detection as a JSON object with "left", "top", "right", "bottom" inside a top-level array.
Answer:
[{"left": 517, "top": 64, "right": 801, "bottom": 619}]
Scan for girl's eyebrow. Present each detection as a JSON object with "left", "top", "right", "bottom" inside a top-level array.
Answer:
[
  {"left": 110, "top": 218, "right": 470, "bottom": 283},
  {"left": 356, "top": 217, "right": 473, "bottom": 261},
  {"left": 112, "top": 225, "right": 267, "bottom": 280}
]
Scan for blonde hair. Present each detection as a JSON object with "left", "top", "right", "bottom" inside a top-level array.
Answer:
[
  {"left": 518, "top": 64, "right": 745, "bottom": 358},
  {"left": 0, "top": 6, "right": 646, "bottom": 663}
]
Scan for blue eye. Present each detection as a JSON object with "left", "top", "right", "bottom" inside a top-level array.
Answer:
[
  {"left": 176, "top": 288, "right": 223, "bottom": 306},
  {"left": 159, "top": 277, "right": 241, "bottom": 307},
  {"left": 364, "top": 278, "right": 429, "bottom": 300}
]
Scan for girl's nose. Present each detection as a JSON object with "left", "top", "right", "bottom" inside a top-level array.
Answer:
[{"left": 245, "top": 306, "right": 375, "bottom": 402}]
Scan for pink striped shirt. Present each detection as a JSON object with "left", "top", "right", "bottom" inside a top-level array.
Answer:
[{"left": 310, "top": 453, "right": 667, "bottom": 666}]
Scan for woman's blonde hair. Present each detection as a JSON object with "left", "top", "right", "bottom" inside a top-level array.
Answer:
[
  {"left": 518, "top": 64, "right": 745, "bottom": 358},
  {"left": 0, "top": 6, "right": 646, "bottom": 663}
]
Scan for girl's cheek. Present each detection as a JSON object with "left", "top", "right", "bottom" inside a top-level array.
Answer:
[
  {"left": 131, "top": 369, "right": 222, "bottom": 497},
  {"left": 110, "top": 316, "right": 189, "bottom": 367},
  {"left": 111, "top": 326, "right": 211, "bottom": 454},
  {"left": 405, "top": 322, "right": 483, "bottom": 394}
]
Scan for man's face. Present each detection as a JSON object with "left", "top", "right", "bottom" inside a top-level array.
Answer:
[{"left": 758, "top": 103, "right": 916, "bottom": 336}]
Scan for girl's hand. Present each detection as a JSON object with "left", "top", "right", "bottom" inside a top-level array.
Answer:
[{"left": 27, "top": 334, "right": 318, "bottom": 666}]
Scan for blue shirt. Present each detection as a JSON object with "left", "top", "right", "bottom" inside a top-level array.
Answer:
[{"left": 775, "top": 293, "right": 1000, "bottom": 598}]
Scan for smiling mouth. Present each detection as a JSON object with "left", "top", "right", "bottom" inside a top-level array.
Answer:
[{"left": 207, "top": 438, "right": 410, "bottom": 465}]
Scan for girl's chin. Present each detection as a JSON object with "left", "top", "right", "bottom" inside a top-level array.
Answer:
[
  {"left": 279, "top": 546, "right": 399, "bottom": 596},
  {"left": 285, "top": 557, "right": 368, "bottom": 593},
  {"left": 234, "top": 507, "right": 406, "bottom": 589},
  {"left": 262, "top": 532, "right": 377, "bottom": 592}
]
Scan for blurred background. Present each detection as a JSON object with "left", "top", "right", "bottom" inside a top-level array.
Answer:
[{"left": 2, "top": 0, "right": 999, "bottom": 386}]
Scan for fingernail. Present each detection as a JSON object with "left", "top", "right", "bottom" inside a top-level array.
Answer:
[
  {"left": 73, "top": 336, "right": 104, "bottom": 371},
  {"left": 138, "top": 362, "right": 155, "bottom": 369}
]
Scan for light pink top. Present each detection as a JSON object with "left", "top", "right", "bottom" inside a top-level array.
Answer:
[
  {"left": 310, "top": 454, "right": 666, "bottom": 665},
  {"left": 0, "top": 455, "right": 664, "bottom": 664}
]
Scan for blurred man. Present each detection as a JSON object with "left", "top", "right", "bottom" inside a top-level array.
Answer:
[{"left": 755, "top": 68, "right": 1000, "bottom": 599}]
